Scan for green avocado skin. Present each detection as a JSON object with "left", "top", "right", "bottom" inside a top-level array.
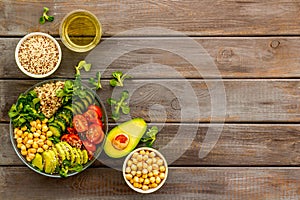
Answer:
[{"left": 104, "top": 118, "right": 147, "bottom": 158}]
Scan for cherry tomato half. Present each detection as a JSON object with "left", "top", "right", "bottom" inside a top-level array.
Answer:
[
  {"left": 73, "top": 114, "right": 88, "bottom": 132},
  {"left": 83, "top": 109, "right": 99, "bottom": 124},
  {"left": 94, "top": 118, "right": 103, "bottom": 129},
  {"left": 82, "top": 140, "right": 96, "bottom": 152},
  {"left": 86, "top": 124, "right": 105, "bottom": 144},
  {"left": 61, "top": 133, "right": 82, "bottom": 149},
  {"left": 88, "top": 105, "right": 103, "bottom": 119},
  {"left": 67, "top": 127, "right": 77, "bottom": 135}
]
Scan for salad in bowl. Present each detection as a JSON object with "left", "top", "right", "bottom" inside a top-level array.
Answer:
[{"left": 9, "top": 77, "right": 107, "bottom": 178}]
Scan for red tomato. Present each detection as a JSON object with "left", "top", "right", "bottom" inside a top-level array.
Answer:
[
  {"left": 73, "top": 115, "right": 88, "bottom": 132},
  {"left": 86, "top": 124, "right": 105, "bottom": 144},
  {"left": 82, "top": 140, "right": 96, "bottom": 152},
  {"left": 83, "top": 109, "right": 99, "bottom": 124},
  {"left": 61, "top": 133, "right": 82, "bottom": 149},
  {"left": 67, "top": 127, "right": 77, "bottom": 135},
  {"left": 88, "top": 105, "right": 103, "bottom": 119},
  {"left": 94, "top": 118, "right": 103, "bottom": 129}
]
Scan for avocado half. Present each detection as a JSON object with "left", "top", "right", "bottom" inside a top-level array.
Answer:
[{"left": 104, "top": 118, "right": 147, "bottom": 158}]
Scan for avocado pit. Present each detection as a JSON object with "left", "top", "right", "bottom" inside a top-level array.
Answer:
[{"left": 112, "top": 133, "right": 130, "bottom": 150}]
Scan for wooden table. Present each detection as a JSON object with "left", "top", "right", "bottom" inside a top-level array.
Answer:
[{"left": 1, "top": 1, "right": 300, "bottom": 199}]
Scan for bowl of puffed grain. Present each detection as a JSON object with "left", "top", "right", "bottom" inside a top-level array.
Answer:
[{"left": 15, "top": 32, "right": 62, "bottom": 78}]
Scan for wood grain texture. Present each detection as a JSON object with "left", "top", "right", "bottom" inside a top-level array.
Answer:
[
  {"left": 3, "top": 123, "right": 300, "bottom": 166},
  {"left": 1, "top": 79, "right": 300, "bottom": 123},
  {"left": 1, "top": 167, "right": 300, "bottom": 199},
  {"left": 1, "top": 1, "right": 300, "bottom": 36},
  {"left": 2, "top": 37, "right": 300, "bottom": 79}
]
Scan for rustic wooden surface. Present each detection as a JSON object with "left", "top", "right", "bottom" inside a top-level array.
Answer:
[{"left": 1, "top": 0, "right": 300, "bottom": 199}]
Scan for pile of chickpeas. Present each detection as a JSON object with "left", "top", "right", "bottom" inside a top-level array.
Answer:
[
  {"left": 124, "top": 149, "right": 167, "bottom": 191},
  {"left": 14, "top": 119, "right": 53, "bottom": 162}
]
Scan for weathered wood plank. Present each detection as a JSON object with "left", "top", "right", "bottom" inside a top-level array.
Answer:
[
  {"left": 2, "top": 37, "right": 300, "bottom": 79},
  {"left": 1, "top": 167, "right": 300, "bottom": 199},
  {"left": 1, "top": 1, "right": 300, "bottom": 36},
  {"left": 1, "top": 80, "right": 300, "bottom": 123},
  {"left": 3, "top": 123, "right": 300, "bottom": 166}
]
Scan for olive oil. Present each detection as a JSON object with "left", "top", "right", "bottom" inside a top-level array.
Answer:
[{"left": 60, "top": 10, "right": 102, "bottom": 52}]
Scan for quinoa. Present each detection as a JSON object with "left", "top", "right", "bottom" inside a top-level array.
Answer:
[
  {"left": 34, "top": 81, "right": 65, "bottom": 118},
  {"left": 18, "top": 35, "right": 59, "bottom": 75}
]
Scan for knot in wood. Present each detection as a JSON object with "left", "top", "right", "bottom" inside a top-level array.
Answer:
[{"left": 270, "top": 40, "right": 280, "bottom": 49}]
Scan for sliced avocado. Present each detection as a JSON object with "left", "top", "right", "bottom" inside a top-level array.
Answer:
[
  {"left": 49, "top": 123, "right": 62, "bottom": 138},
  {"left": 32, "top": 153, "right": 43, "bottom": 171},
  {"left": 70, "top": 147, "right": 76, "bottom": 165},
  {"left": 81, "top": 98, "right": 90, "bottom": 111},
  {"left": 55, "top": 143, "right": 66, "bottom": 161},
  {"left": 43, "top": 150, "right": 56, "bottom": 174},
  {"left": 73, "top": 147, "right": 81, "bottom": 164},
  {"left": 104, "top": 118, "right": 147, "bottom": 158},
  {"left": 76, "top": 148, "right": 84, "bottom": 165},
  {"left": 54, "top": 117, "right": 67, "bottom": 132},
  {"left": 82, "top": 149, "right": 89, "bottom": 164},
  {"left": 59, "top": 142, "right": 70, "bottom": 160},
  {"left": 62, "top": 142, "right": 74, "bottom": 162}
]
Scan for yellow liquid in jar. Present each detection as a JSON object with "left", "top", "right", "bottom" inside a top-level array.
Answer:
[{"left": 60, "top": 10, "right": 102, "bottom": 52}]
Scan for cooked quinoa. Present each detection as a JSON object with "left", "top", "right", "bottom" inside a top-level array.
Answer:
[
  {"left": 34, "top": 81, "right": 65, "bottom": 118},
  {"left": 18, "top": 35, "right": 59, "bottom": 75}
]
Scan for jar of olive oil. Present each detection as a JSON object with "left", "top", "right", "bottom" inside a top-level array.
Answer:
[{"left": 60, "top": 10, "right": 102, "bottom": 52}]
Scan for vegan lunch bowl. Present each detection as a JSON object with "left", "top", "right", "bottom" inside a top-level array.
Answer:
[
  {"left": 123, "top": 147, "right": 168, "bottom": 193},
  {"left": 15, "top": 32, "right": 62, "bottom": 78},
  {"left": 9, "top": 79, "right": 108, "bottom": 178}
]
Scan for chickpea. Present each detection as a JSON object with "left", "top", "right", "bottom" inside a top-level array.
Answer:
[
  {"left": 36, "top": 119, "right": 41, "bottom": 124},
  {"left": 30, "top": 121, "right": 37, "bottom": 127},
  {"left": 139, "top": 177, "right": 144, "bottom": 183},
  {"left": 142, "top": 168, "right": 148, "bottom": 174},
  {"left": 144, "top": 178, "right": 150, "bottom": 185},
  {"left": 137, "top": 154, "right": 143, "bottom": 162},
  {"left": 153, "top": 170, "right": 159, "bottom": 176},
  {"left": 37, "top": 148, "right": 44, "bottom": 153},
  {"left": 140, "top": 150, "right": 146, "bottom": 155},
  {"left": 151, "top": 183, "right": 158, "bottom": 188},
  {"left": 152, "top": 164, "right": 159, "bottom": 170},
  {"left": 28, "top": 148, "right": 37, "bottom": 154},
  {"left": 42, "top": 125, "right": 48, "bottom": 132},
  {"left": 46, "top": 140, "right": 52, "bottom": 147},
  {"left": 143, "top": 155, "right": 149, "bottom": 161},
  {"left": 142, "top": 174, "right": 148, "bottom": 179},
  {"left": 27, "top": 139, "right": 33, "bottom": 145},
  {"left": 23, "top": 132, "right": 28, "bottom": 138},
  {"left": 159, "top": 166, "right": 166, "bottom": 172},
  {"left": 127, "top": 160, "right": 133, "bottom": 167},
  {"left": 27, "top": 153, "right": 35, "bottom": 161},
  {"left": 28, "top": 133, "right": 33, "bottom": 139},
  {"left": 23, "top": 136, "right": 28, "bottom": 144},
  {"left": 149, "top": 151, "right": 156, "bottom": 158},
  {"left": 149, "top": 177, "right": 156, "bottom": 183},
  {"left": 21, "top": 150, "right": 27, "bottom": 156},
  {"left": 42, "top": 118, "right": 48, "bottom": 124},
  {"left": 159, "top": 173, "right": 165, "bottom": 180},
  {"left": 157, "top": 159, "right": 164, "bottom": 166},
  {"left": 36, "top": 130, "right": 42, "bottom": 135},
  {"left": 33, "top": 132, "right": 39, "bottom": 138},
  {"left": 131, "top": 164, "right": 137, "bottom": 171},
  {"left": 133, "top": 182, "right": 139, "bottom": 188},
  {"left": 20, "top": 145, "right": 26, "bottom": 151},
  {"left": 146, "top": 158, "right": 153, "bottom": 165},
  {"left": 132, "top": 152, "right": 139, "bottom": 158},
  {"left": 32, "top": 142, "right": 39, "bottom": 149},
  {"left": 14, "top": 128, "right": 19, "bottom": 134},
  {"left": 21, "top": 126, "right": 27, "bottom": 131},
  {"left": 17, "top": 143, "right": 23, "bottom": 149},
  {"left": 142, "top": 185, "right": 149, "bottom": 191},
  {"left": 25, "top": 143, "right": 31, "bottom": 148},
  {"left": 125, "top": 167, "right": 131, "bottom": 173},
  {"left": 130, "top": 179, "right": 134, "bottom": 184},
  {"left": 46, "top": 131, "right": 53, "bottom": 137},
  {"left": 152, "top": 157, "right": 157, "bottom": 164},
  {"left": 156, "top": 177, "right": 161, "bottom": 184},
  {"left": 30, "top": 127, "right": 36, "bottom": 132},
  {"left": 40, "top": 135, "right": 46, "bottom": 141},
  {"left": 147, "top": 166, "right": 153, "bottom": 172},
  {"left": 137, "top": 162, "right": 143, "bottom": 170},
  {"left": 136, "top": 171, "right": 142, "bottom": 177},
  {"left": 125, "top": 174, "right": 133, "bottom": 180},
  {"left": 148, "top": 172, "right": 153, "bottom": 177},
  {"left": 42, "top": 144, "right": 49, "bottom": 150},
  {"left": 36, "top": 123, "right": 42, "bottom": 130},
  {"left": 131, "top": 171, "right": 137, "bottom": 176},
  {"left": 16, "top": 138, "right": 23, "bottom": 144},
  {"left": 17, "top": 130, "right": 23, "bottom": 136},
  {"left": 132, "top": 158, "right": 138, "bottom": 164},
  {"left": 133, "top": 176, "right": 139, "bottom": 183}
]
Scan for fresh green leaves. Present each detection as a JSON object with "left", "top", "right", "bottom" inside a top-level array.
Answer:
[
  {"left": 140, "top": 126, "right": 159, "bottom": 147},
  {"left": 107, "top": 91, "right": 130, "bottom": 121},
  {"left": 110, "top": 71, "right": 131, "bottom": 87},
  {"left": 75, "top": 60, "right": 91, "bottom": 77},
  {"left": 59, "top": 160, "right": 83, "bottom": 177},
  {"left": 39, "top": 7, "right": 54, "bottom": 24},
  {"left": 56, "top": 60, "right": 102, "bottom": 103},
  {"left": 8, "top": 90, "right": 45, "bottom": 127},
  {"left": 89, "top": 72, "right": 102, "bottom": 90}
]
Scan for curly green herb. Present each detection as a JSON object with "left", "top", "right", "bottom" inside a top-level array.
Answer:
[
  {"left": 110, "top": 71, "right": 131, "bottom": 87},
  {"left": 107, "top": 90, "right": 130, "bottom": 121}
]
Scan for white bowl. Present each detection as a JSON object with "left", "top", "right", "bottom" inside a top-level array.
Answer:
[
  {"left": 15, "top": 32, "right": 62, "bottom": 78},
  {"left": 123, "top": 147, "right": 168, "bottom": 193}
]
